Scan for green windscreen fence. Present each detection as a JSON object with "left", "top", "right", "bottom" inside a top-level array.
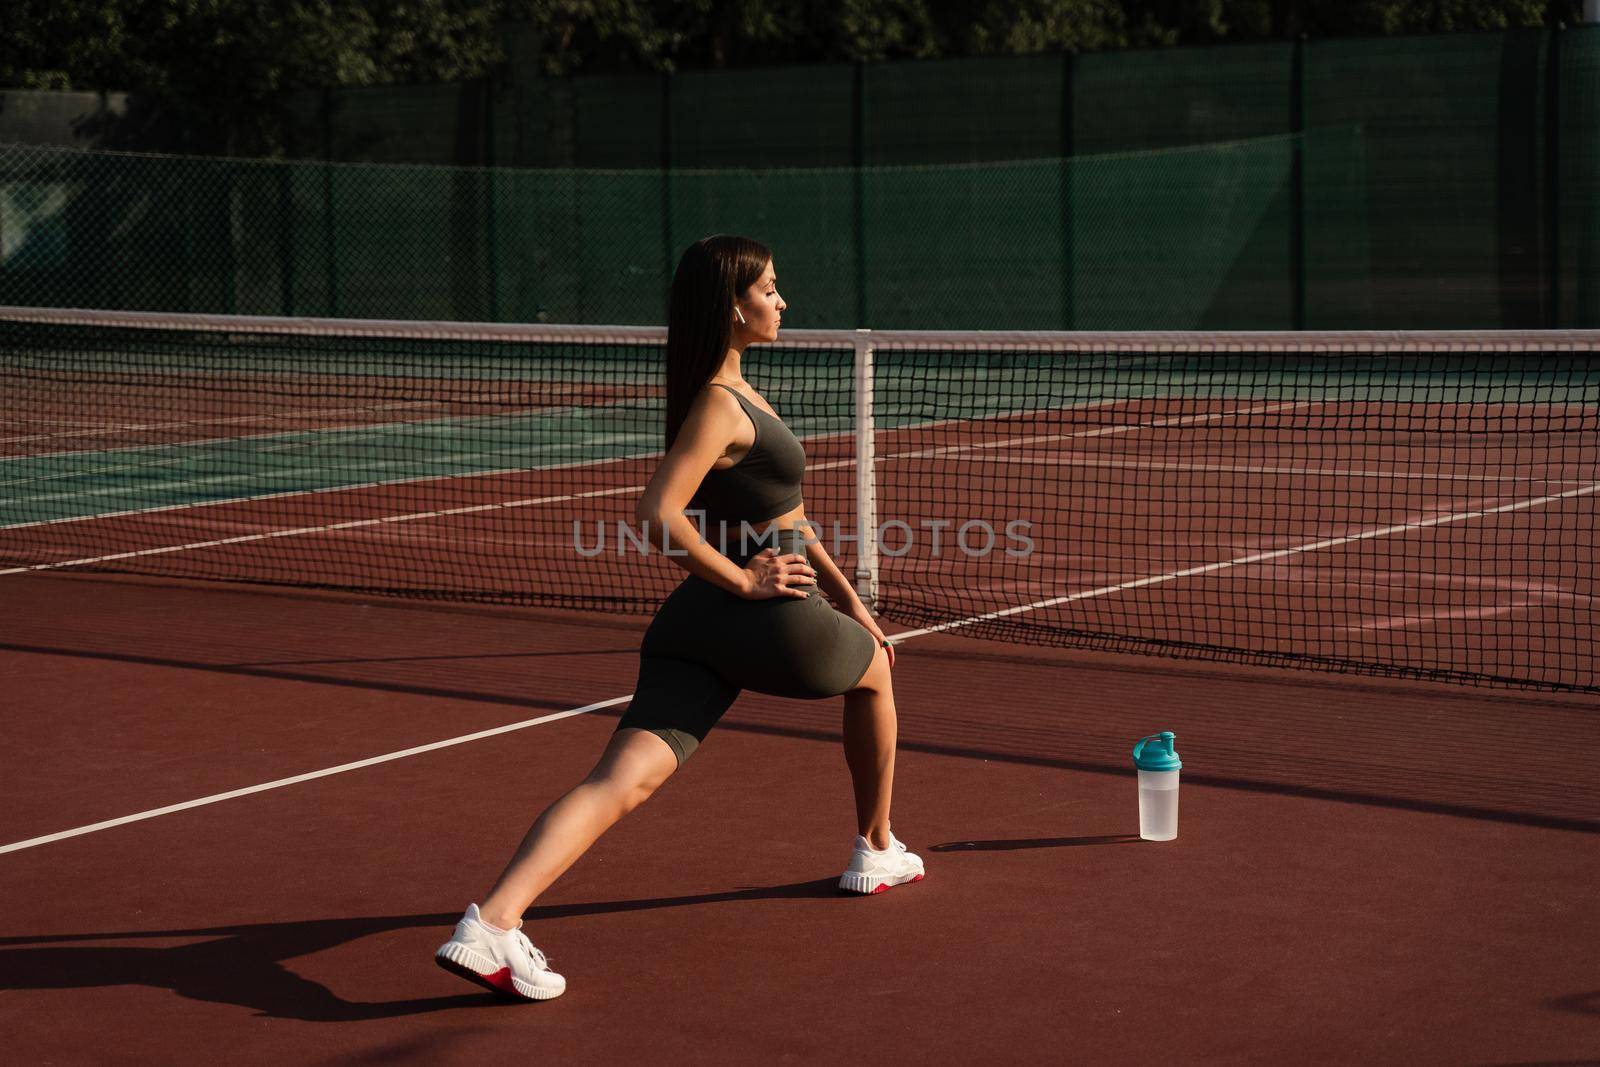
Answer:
[
  {"left": 673, "top": 65, "right": 856, "bottom": 169},
  {"left": 864, "top": 55, "right": 1066, "bottom": 165},
  {"left": 862, "top": 135, "right": 1308, "bottom": 330},
  {"left": 1561, "top": 26, "right": 1600, "bottom": 327},
  {"left": 1308, "top": 31, "right": 1544, "bottom": 329},
  {"left": 0, "top": 134, "right": 1347, "bottom": 329},
  {"left": 1072, "top": 42, "right": 1294, "bottom": 153},
  {"left": 0, "top": 27, "right": 1595, "bottom": 328}
]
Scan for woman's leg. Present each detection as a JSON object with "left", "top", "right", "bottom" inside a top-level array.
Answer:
[
  {"left": 478, "top": 728, "right": 678, "bottom": 929},
  {"left": 843, "top": 643, "right": 896, "bottom": 850}
]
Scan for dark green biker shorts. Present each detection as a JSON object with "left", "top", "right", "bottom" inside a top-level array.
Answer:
[{"left": 616, "top": 528, "right": 879, "bottom": 764}]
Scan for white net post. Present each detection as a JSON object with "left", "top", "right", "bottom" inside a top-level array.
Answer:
[{"left": 852, "top": 328, "right": 878, "bottom": 612}]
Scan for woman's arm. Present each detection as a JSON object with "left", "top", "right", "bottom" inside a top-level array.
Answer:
[
  {"left": 803, "top": 526, "right": 862, "bottom": 613},
  {"left": 804, "top": 525, "right": 895, "bottom": 666},
  {"left": 634, "top": 388, "right": 814, "bottom": 600}
]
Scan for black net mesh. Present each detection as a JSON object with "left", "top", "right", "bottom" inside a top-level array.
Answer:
[{"left": 3, "top": 307, "right": 1597, "bottom": 693}]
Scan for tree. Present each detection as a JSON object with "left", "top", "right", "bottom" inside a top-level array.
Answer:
[
  {"left": 500, "top": 0, "right": 1149, "bottom": 74},
  {"left": 2, "top": 1, "right": 503, "bottom": 151},
  {"left": 1, "top": 0, "right": 1584, "bottom": 152},
  {"left": 497, "top": 0, "right": 1581, "bottom": 74}
]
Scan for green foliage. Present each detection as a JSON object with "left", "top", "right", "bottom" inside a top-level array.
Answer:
[
  {"left": 1, "top": 0, "right": 1585, "bottom": 147},
  {"left": 955, "top": 1, "right": 1146, "bottom": 55},
  {"left": 3, "top": 1, "right": 502, "bottom": 149},
  {"left": 5, "top": 2, "right": 505, "bottom": 90},
  {"left": 498, "top": 1, "right": 1582, "bottom": 74},
  {"left": 501, "top": 0, "right": 1161, "bottom": 72},
  {"left": 1302, "top": 0, "right": 1575, "bottom": 35},
  {"left": 8, "top": 2, "right": 1585, "bottom": 91}
]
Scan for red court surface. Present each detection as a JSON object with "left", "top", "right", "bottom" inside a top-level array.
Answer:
[
  {"left": 2, "top": 572, "right": 1597, "bottom": 1064},
  {"left": 11, "top": 397, "right": 1593, "bottom": 692}
]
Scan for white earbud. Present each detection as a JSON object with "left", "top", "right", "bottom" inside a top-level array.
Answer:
[{"left": 734, "top": 306, "right": 747, "bottom": 325}]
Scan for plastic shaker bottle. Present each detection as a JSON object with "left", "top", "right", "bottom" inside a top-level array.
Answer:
[{"left": 1132, "top": 731, "right": 1182, "bottom": 841}]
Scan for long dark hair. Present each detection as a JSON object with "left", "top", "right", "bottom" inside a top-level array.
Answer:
[{"left": 664, "top": 234, "right": 772, "bottom": 449}]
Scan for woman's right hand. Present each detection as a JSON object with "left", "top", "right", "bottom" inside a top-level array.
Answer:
[{"left": 740, "top": 549, "right": 816, "bottom": 600}]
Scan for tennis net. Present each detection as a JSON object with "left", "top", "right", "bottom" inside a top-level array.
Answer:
[{"left": 3, "top": 306, "right": 1597, "bottom": 693}]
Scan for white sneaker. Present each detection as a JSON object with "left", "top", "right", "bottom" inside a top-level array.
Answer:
[
  {"left": 434, "top": 904, "right": 566, "bottom": 1001},
  {"left": 839, "top": 833, "right": 925, "bottom": 895}
]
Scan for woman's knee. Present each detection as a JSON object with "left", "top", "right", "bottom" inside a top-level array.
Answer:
[
  {"left": 849, "top": 643, "right": 893, "bottom": 695},
  {"left": 581, "top": 767, "right": 661, "bottom": 818},
  {"left": 587, "top": 729, "right": 678, "bottom": 811}
]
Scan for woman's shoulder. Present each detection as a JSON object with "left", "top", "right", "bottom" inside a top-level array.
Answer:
[
  {"left": 705, "top": 380, "right": 779, "bottom": 420},
  {"left": 696, "top": 381, "right": 747, "bottom": 415},
  {"left": 677, "top": 382, "right": 747, "bottom": 443}
]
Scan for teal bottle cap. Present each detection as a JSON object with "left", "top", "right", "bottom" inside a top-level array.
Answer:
[{"left": 1132, "top": 731, "right": 1182, "bottom": 772}]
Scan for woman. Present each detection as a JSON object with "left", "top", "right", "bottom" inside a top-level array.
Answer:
[{"left": 434, "top": 235, "right": 924, "bottom": 1002}]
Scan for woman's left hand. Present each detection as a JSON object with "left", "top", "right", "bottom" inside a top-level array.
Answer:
[{"left": 851, "top": 608, "right": 895, "bottom": 669}]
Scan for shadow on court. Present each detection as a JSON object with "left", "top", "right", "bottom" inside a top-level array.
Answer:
[
  {"left": 929, "top": 834, "right": 1141, "bottom": 852},
  {"left": 0, "top": 878, "right": 845, "bottom": 1022}
]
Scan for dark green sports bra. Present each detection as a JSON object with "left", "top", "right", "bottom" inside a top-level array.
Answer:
[{"left": 692, "top": 382, "right": 806, "bottom": 534}]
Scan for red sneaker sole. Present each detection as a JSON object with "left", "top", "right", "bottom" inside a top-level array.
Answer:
[
  {"left": 850, "top": 872, "right": 925, "bottom": 895},
  {"left": 877, "top": 873, "right": 924, "bottom": 894},
  {"left": 435, "top": 954, "right": 524, "bottom": 999}
]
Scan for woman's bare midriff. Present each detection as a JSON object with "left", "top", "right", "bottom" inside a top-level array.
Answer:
[{"left": 749, "top": 504, "right": 809, "bottom": 541}]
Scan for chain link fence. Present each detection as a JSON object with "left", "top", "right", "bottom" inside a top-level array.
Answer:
[
  {"left": 0, "top": 131, "right": 1383, "bottom": 329},
  {"left": 1, "top": 26, "right": 1595, "bottom": 327}
]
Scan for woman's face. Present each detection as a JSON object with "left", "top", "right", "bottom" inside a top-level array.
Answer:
[{"left": 734, "top": 260, "right": 786, "bottom": 342}]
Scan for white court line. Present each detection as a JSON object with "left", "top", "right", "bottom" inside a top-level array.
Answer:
[
  {"left": 7, "top": 398, "right": 1588, "bottom": 854},
  {"left": 2, "top": 412, "right": 866, "bottom": 530},
  {"left": 0, "top": 399, "right": 450, "bottom": 447},
  {"left": 0, "top": 395, "right": 1218, "bottom": 851},
  {"left": 805, "top": 400, "right": 1311, "bottom": 474},
  {"left": 0, "top": 393, "right": 1105, "bottom": 522},
  {"left": 0, "top": 698, "right": 628, "bottom": 856},
  {"left": 0, "top": 395, "right": 1120, "bottom": 533},
  {"left": 0, "top": 391, "right": 1164, "bottom": 524},
  {"left": 1345, "top": 600, "right": 1549, "bottom": 632},
  {"left": 1, "top": 431, "right": 651, "bottom": 507},
  {"left": 0, "top": 447, "right": 665, "bottom": 533},
  {"left": 5, "top": 477, "right": 1593, "bottom": 856},
  {"left": 0, "top": 482, "right": 646, "bottom": 575},
  {"left": 872, "top": 400, "right": 1315, "bottom": 466},
  {"left": 0, "top": 398, "right": 649, "bottom": 463},
  {"left": 1, "top": 398, "right": 1274, "bottom": 572},
  {"left": 961, "top": 452, "right": 1594, "bottom": 486},
  {"left": 888, "top": 480, "right": 1600, "bottom": 642}
]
